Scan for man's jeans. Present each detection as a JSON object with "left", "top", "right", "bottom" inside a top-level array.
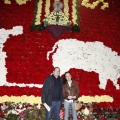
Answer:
[
  {"left": 64, "top": 100, "right": 77, "bottom": 120},
  {"left": 45, "top": 101, "right": 61, "bottom": 120}
]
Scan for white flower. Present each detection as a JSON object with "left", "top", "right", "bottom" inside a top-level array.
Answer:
[
  {"left": 1, "top": 104, "right": 8, "bottom": 111},
  {"left": 83, "top": 107, "right": 89, "bottom": 116},
  {"left": 19, "top": 103, "right": 23, "bottom": 108},
  {"left": 12, "top": 110, "right": 19, "bottom": 115},
  {"left": 36, "top": 104, "right": 41, "bottom": 109},
  {"left": 7, "top": 110, "right": 12, "bottom": 114}
]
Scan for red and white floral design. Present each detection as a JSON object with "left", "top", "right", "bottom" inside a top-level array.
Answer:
[{"left": 0, "top": 0, "right": 120, "bottom": 108}]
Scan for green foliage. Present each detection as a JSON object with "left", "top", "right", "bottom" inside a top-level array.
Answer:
[
  {"left": 23, "top": 105, "right": 45, "bottom": 120},
  {"left": 30, "top": 24, "right": 45, "bottom": 31},
  {"left": 5, "top": 114, "right": 19, "bottom": 120},
  {"left": 71, "top": 24, "right": 80, "bottom": 32}
]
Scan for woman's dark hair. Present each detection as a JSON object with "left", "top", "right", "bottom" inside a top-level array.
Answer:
[{"left": 63, "top": 72, "right": 72, "bottom": 84}]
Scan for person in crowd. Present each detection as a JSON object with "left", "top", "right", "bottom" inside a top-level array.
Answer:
[
  {"left": 41, "top": 67, "right": 63, "bottom": 120},
  {"left": 62, "top": 72, "right": 80, "bottom": 120}
]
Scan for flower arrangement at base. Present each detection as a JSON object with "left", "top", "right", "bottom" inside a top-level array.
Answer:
[
  {"left": 0, "top": 102, "right": 120, "bottom": 120},
  {"left": 0, "top": 102, "right": 45, "bottom": 120},
  {"left": 23, "top": 105, "right": 45, "bottom": 120},
  {"left": 77, "top": 102, "right": 94, "bottom": 120}
]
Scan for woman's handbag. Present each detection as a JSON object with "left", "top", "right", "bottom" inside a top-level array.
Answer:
[{"left": 73, "top": 100, "right": 82, "bottom": 110}]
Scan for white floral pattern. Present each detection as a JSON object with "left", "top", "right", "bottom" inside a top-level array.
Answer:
[
  {"left": 47, "top": 39, "right": 120, "bottom": 90},
  {"left": 0, "top": 26, "right": 23, "bottom": 86},
  {"left": 0, "top": 26, "right": 43, "bottom": 88}
]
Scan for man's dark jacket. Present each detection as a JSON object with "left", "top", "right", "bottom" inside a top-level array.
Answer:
[{"left": 41, "top": 75, "right": 63, "bottom": 106}]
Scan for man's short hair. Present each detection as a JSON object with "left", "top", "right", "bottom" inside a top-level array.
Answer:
[{"left": 54, "top": 67, "right": 60, "bottom": 71}]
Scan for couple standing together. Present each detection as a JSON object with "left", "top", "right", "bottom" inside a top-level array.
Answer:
[{"left": 42, "top": 67, "right": 80, "bottom": 120}]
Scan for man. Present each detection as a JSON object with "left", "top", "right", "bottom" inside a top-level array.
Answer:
[{"left": 41, "top": 67, "right": 63, "bottom": 120}]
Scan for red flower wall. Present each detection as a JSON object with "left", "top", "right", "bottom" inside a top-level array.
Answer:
[{"left": 0, "top": 0, "right": 120, "bottom": 108}]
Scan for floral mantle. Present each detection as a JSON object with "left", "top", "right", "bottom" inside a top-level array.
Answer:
[
  {"left": 31, "top": 0, "right": 80, "bottom": 32},
  {"left": 43, "top": 11, "right": 71, "bottom": 26}
]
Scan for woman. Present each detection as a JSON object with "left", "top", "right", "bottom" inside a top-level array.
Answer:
[{"left": 62, "top": 72, "right": 80, "bottom": 120}]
